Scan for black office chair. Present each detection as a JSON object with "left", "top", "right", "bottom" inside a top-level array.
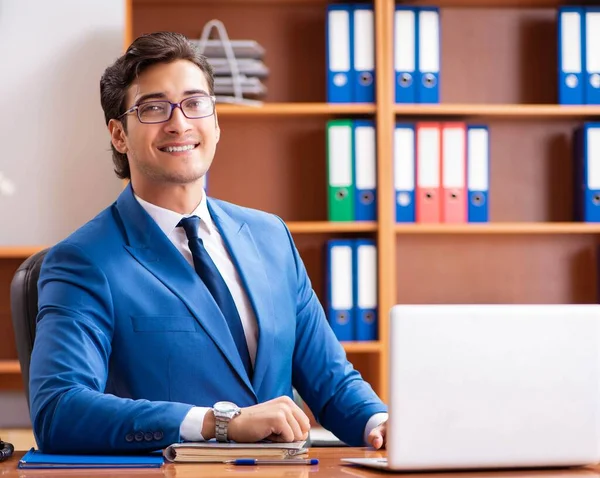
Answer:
[{"left": 10, "top": 248, "right": 49, "bottom": 410}]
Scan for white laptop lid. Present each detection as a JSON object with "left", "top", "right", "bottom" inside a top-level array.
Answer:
[{"left": 385, "top": 304, "right": 600, "bottom": 470}]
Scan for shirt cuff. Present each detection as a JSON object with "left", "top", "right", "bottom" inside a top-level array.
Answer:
[
  {"left": 180, "top": 406, "right": 211, "bottom": 442},
  {"left": 363, "top": 412, "right": 389, "bottom": 445}
]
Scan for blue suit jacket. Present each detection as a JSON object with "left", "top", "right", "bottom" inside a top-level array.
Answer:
[{"left": 29, "top": 185, "right": 387, "bottom": 453}]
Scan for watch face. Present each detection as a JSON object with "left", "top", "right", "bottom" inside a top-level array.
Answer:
[{"left": 214, "top": 401, "right": 239, "bottom": 413}]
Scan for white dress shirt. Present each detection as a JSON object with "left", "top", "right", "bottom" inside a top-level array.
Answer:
[{"left": 134, "top": 192, "right": 388, "bottom": 444}]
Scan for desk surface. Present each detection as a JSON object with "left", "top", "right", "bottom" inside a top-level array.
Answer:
[{"left": 2, "top": 449, "right": 600, "bottom": 478}]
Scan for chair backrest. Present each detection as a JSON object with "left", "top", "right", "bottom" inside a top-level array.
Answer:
[{"left": 10, "top": 248, "right": 49, "bottom": 410}]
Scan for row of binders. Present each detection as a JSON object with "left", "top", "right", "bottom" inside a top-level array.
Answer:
[
  {"left": 326, "top": 3, "right": 440, "bottom": 104},
  {"left": 326, "top": 239, "right": 378, "bottom": 342},
  {"left": 558, "top": 7, "right": 600, "bottom": 105},
  {"left": 574, "top": 123, "right": 600, "bottom": 221},
  {"left": 327, "top": 119, "right": 377, "bottom": 221},
  {"left": 395, "top": 122, "right": 489, "bottom": 223},
  {"left": 326, "top": 120, "right": 490, "bottom": 223}
]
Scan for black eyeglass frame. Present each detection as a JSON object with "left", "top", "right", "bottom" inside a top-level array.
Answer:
[{"left": 117, "top": 95, "right": 217, "bottom": 124}]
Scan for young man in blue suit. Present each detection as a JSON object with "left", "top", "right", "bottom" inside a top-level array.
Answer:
[{"left": 29, "top": 31, "right": 388, "bottom": 454}]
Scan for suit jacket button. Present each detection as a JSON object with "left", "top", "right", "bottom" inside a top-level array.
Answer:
[
  {"left": 153, "top": 431, "right": 164, "bottom": 441},
  {"left": 125, "top": 434, "right": 134, "bottom": 443},
  {"left": 144, "top": 432, "right": 153, "bottom": 442},
  {"left": 134, "top": 432, "right": 144, "bottom": 442}
]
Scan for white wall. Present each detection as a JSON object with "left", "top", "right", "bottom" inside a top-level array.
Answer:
[
  {"left": 0, "top": 0, "right": 126, "bottom": 427},
  {"left": 0, "top": 0, "right": 125, "bottom": 245}
]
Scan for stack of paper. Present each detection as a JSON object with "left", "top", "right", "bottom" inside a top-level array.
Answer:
[
  {"left": 191, "top": 39, "right": 269, "bottom": 103},
  {"left": 163, "top": 440, "right": 307, "bottom": 463}
]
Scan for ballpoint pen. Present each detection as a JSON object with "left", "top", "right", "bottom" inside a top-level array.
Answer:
[{"left": 226, "top": 458, "right": 319, "bottom": 466}]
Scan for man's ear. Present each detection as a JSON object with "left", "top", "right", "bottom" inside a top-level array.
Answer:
[{"left": 108, "top": 119, "right": 128, "bottom": 154}]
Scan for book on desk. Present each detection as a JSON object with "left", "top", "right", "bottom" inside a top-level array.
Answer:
[{"left": 163, "top": 440, "right": 308, "bottom": 463}]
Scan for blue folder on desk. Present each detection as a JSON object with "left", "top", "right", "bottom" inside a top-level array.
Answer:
[{"left": 18, "top": 448, "right": 163, "bottom": 469}]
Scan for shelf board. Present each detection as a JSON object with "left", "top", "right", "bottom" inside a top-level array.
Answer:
[
  {"left": 393, "top": 0, "right": 590, "bottom": 7},
  {"left": 0, "top": 246, "right": 46, "bottom": 259},
  {"left": 0, "top": 360, "right": 20, "bottom": 374},
  {"left": 396, "top": 222, "right": 600, "bottom": 234},
  {"left": 134, "top": 0, "right": 567, "bottom": 5},
  {"left": 286, "top": 222, "right": 377, "bottom": 233},
  {"left": 342, "top": 341, "right": 381, "bottom": 353},
  {"left": 395, "top": 104, "right": 600, "bottom": 119},
  {"left": 135, "top": 0, "right": 334, "bottom": 4},
  {"left": 217, "top": 103, "right": 375, "bottom": 117}
]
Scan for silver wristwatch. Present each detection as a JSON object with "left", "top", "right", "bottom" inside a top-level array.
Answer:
[{"left": 213, "top": 401, "right": 241, "bottom": 442}]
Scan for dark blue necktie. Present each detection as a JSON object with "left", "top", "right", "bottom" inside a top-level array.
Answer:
[{"left": 178, "top": 216, "right": 252, "bottom": 379}]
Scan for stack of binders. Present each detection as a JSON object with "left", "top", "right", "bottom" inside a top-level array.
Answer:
[
  {"left": 325, "top": 239, "right": 378, "bottom": 342},
  {"left": 573, "top": 122, "right": 600, "bottom": 222},
  {"left": 558, "top": 6, "right": 600, "bottom": 105},
  {"left": 191, "top": 38, "right": 269, "bottom": 102},
  {"left": 326, "top": 3, "right": 375, "bottom": 103},
  {"left": 394, "top": 5, "right": 441, "bottom": 104},
  {"left": 326, "top": 119, "right": 377, "bottom": 222},
  {"left": 394, "top": 122, "right": 490, "bottom": 223}
]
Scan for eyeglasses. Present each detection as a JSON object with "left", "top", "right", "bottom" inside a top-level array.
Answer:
[{"left": 118, "top": 95, "right": 216, "bottom": 124}]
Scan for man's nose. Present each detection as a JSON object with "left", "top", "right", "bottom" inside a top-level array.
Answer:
[{"left": 165, "top": 105, "right": 191, "bottom": 133}]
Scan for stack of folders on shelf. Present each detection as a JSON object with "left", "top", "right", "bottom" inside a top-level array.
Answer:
[
  {"left": 573, "top": 122, "right": 600, "bottom": 222},
  {"left": 326, "top": 119, "right": 377, "bottom": 222},
  {"left": 191, "top": 39, "right": 269, "bottom": 102},
  {"left": 394, "top": 5, "right": 440, "bottom": 104},
  {"left": 394, "top": 122, "right": 489, "bottom": 223},
  {"left": 558, "top": 6, "right": 600, "bottom": 104},
  {"left": 326, "top": 239, "right": 377, "bottom": 342},
  {"left": 326, "top": 3, "right": 375, "bottom": 103}
]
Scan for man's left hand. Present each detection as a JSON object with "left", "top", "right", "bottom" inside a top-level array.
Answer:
[{"left": 367, "top": 420, "right": 387, "bottom": 449}]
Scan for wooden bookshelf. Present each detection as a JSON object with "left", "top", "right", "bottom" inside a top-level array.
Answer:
[
  {"left": 218, "top": 103, "right": 376, "bottom": 117},
  {"left": 342, "top": 341, "right": 381, "bottom": 354},
  {"left": 0, "top": 247, "right": 45, "bottom": 259},
  {"left": 398, "top": 0, "right": 578, "bottom": 7},
  {"left": 395, "top": 223, "right": 600, "bottom": 235},
  {"left": 287, "top": 222, "right": 377, "bottom": 233},
  {"left": 0, "top": 361, "right": 20, "bottom": 375},
  {"left": 394, "top": 104, "right": 600, "bottom": 119}
]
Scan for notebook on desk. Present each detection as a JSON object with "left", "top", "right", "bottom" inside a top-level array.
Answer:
[
  {"left": 164, "top": 440, "right": 307, "bottom": 463},
  {"left": 343, "top": 304, "right": 600, "bottom": 471},
  {"left": 18, "top": 448, "right": 163, "bottom": 469}
]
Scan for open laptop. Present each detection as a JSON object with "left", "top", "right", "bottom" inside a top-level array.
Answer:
[{"left": 343, "top": 304, "right": 600, "bottom": 471}]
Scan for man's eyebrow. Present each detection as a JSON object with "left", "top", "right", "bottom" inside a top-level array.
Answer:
[
  {"left": 183, "top": 89, "right": 210, "bottom": 97},
  {"left": 134, "top": 89, "right": 210, "bottom": 105},
  {"left": 134, "top": 92, "right": 167, "bottom": 105}
]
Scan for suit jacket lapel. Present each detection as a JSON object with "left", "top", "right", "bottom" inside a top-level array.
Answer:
[
  {"left": 116, "top": 185, "right": 255, "bottom": 396},
  {"left": 208, "top": 200, "right": 275, "bottom": 395}
]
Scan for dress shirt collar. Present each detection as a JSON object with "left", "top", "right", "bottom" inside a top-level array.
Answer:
[{"left": 134, "top": 188, "right": 213, "bottom": 238}]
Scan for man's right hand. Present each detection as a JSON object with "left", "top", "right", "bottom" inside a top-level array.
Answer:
[{"left": 227, "top": 396, "right": 311, "bottom": 443}]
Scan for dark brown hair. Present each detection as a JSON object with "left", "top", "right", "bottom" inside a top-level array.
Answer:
[{"left": 100, "top": 31, "right": 214, "bottom": 179}]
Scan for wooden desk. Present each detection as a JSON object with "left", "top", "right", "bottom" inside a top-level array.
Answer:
[
  {"left": 2, "top": 449, "right": 600, "bottom": 478},
  {"left": 0, "top": 448, "right": 379, "bottom": 477}
]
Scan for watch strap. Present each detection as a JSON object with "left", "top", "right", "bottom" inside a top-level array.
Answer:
[{"left": 215, "top": 415, "right": 229, "bottom": 442}]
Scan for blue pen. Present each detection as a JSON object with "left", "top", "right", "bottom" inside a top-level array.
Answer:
[{"left": 227, "top": 458, "right": 319, "bottom": 466}]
